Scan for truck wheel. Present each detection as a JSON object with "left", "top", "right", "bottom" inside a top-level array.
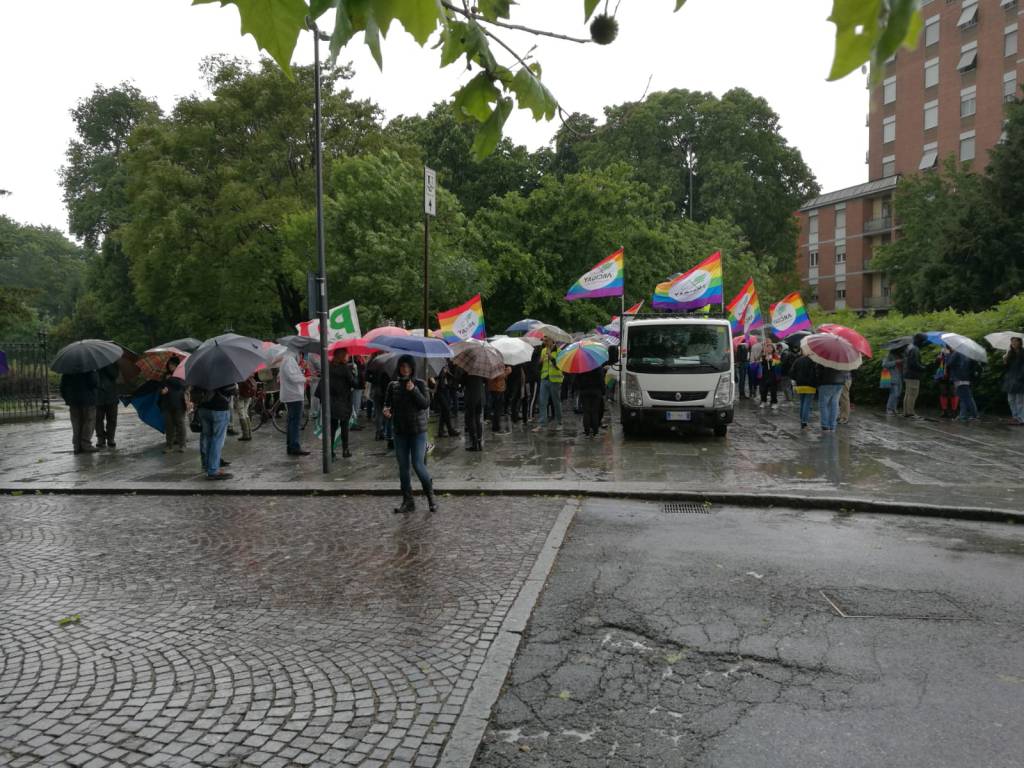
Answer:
[{"left": 713, "top": 424, "right": 728, "bottom": 437}]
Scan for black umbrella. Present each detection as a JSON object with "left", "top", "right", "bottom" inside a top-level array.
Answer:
[
  {"left": 156, "top": 337, "right": 202, "bottom": 353},
  {"left": 50, "top": 339, "right": 124, "bottom": 374},
  {"left": 881, "top": 336, "right": 913, "bottom": 351},
  {"left": 783, "top": 330, "right": 812, "bottom": 349},
  {"left": 184, "top": 335, "right": 267, "bottom": 390},
  {"left": 277, "top": 335, "right": 321, "bottom": 353}
]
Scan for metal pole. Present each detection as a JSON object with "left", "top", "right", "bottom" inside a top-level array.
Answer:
[
  {"left": 312, "top": 20, "right": 331, "bottom": 474},
  {"left": 423, "top": 213, "right": 430, "bottom": 337},
  {"left": 688, "top": 154, "right": 694, "bottom": 220}
]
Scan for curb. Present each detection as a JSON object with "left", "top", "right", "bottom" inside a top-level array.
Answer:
[{"left": 1, "top": 482, "right": 1020, "bottom": 524}]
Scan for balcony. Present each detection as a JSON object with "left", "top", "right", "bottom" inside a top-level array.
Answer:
[
  {"left": 863, "top": 216, "right": 893, "bottom": 235},
  {"left": 864, "top": 296, "right": 893, "bottom": 309},
  {"left": 863, "top": 258, "right": 882, "bottom": 272}
]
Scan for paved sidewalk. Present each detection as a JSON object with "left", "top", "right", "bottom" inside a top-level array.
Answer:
[
  {"left": 1, "top": 400, "right": 1022, "bottom": 514},
  {"left": 0, "top": 494, "right": 569, "bottom": 767}
]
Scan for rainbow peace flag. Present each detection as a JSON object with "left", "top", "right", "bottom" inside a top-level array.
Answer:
[
  {"left": 566, "top": 248, "right": 624, "bottom": 300},
  {"left": 726, "top": 278, "right": 761, "bottom": 334},
  {"left": 652, "top": 251, "right": 724, "bottom": 311},
  {"left": 879, "top": 367, "right": 893, "bottom": 388},
  {"left": 437, "top": 293, "right": 487, "bottom": 343},
  {"left": 769, "top": 292, "right": 812, "bottom": 338}
]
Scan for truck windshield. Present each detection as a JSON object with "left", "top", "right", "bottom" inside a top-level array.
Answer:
[{"left": 626, "top": 324, "right": 730, "bottom": 374}]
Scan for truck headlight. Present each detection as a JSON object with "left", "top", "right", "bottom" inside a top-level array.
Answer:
[
  {"left": 624, "top": 373, "right": 643, "bottom": 407},
  {"left": 713, "top": 372, "right": 733, "bottom": 407}
]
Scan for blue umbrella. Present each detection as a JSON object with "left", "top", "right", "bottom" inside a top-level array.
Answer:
[
  {"left": 125, "top": 380, "right": 165, "bottom": 434},
  {"left": 922, "top": 331, "right": 948, "bottom": 347},
  {"left": 506, "top": 318, "right": 542, "bottom": 333},
  {"left": 367, "top": 335, "right": 453, "bottom": 358}
]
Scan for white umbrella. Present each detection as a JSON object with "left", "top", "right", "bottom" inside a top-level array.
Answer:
[
  {"left": 984, "top": 331, "right": 1024, "bottom": 351},
  {"left": 531, "top": 324, "right": 571, "bottom": 343},
  {"left": 800, "top": 333, "right": 863, "bottom": 371},
  {"left": 490, "top": 336, "right": 534, "bottom": 365},
  {"left": 941, "top": 333, "right": 988, "bottom": 363}
]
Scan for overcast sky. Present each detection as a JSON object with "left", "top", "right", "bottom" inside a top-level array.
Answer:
[{"left": 0, "top": 0, "right": 868, "bottom": 237}]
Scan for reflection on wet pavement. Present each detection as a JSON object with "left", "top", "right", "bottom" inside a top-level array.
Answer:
[{"left": 1, "top": 400, "right": 1021, "bottom": 510}]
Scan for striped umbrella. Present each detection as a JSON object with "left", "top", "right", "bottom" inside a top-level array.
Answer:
[
  {"left": 556, "top": 340, "right": 609, "bottom": 374},
  {"left": 135, "top": 347, "right": 190, "bottom": 381}
]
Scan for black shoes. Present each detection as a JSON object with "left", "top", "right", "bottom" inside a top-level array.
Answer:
[
  {"left": 393, "top": 496, "right": 415, "bottom": 514},
  {"left": 288, "top": 449, "right": 311, "bottom": 456}
]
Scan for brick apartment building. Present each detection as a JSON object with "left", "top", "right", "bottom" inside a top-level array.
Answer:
[{"left": 796, "top": 0, "right": 1023, "bottom": 312}]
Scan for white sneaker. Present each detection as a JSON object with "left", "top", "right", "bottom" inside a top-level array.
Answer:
[
  {"left": 758, "top": 402, "right": 765, "bottom": 409},
  {"left": 771, "top": 404, "right": 779, "bottom": 410}
]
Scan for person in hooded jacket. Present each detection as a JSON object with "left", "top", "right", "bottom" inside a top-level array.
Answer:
[
  {"left": 383, "top": 354, "right": 437, "bottom": 513},
  {"left": 327, "top": 348, "right": 358, "bottom": 459},
  {"left": 902, "top": 333, "right": 926, "bottom": 418},
  {"left": 790, "top": 349, "right": 818, "bottom": 429},
  {"left": 947, "top": 346, "right": 979, "bottom": 422},
  {"left": 60, "top": 369, "right": 99, "bottom": 454}
]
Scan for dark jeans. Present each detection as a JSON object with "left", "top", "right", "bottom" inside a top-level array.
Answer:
[
  {"left": 286, "top": 400, "right": 303, "bottom": 452},
  {"left": 736, "top": 366, "right": 748, "bottom": 398},
  {"left": 490, "top": 391, "right": 506, "bottom": 431},
  {"left": 464, "top": 396, "right": 484, "bottom": 447},
  {"left": 394, "top": 432, "right": 431, "bottom": 497},
  {"left": 523, "top": 381, "right": 538, "bottom": 420},
  {"left": 95, "top": 402, "right": 118, "bottom": 445},
  {"left": 329, "top": 417, "right": 350, "bottom": 454},
  {"left": 581, "top": 392, "right": 602, "bottom": 434},
  {"left": 759, "top": 379, "right": 778, "bottom": 405},
  {"left": 69, "top": 404, "right": 96, "bottom": 452},
  {"left": 162, "top": 407, "right": 187, "bottom": 447},
  {"left": 435, "top": 390, "right": 458, "bottom": 435}
]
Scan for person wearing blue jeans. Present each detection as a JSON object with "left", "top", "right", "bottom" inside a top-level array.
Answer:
[
  {"left": 956, "top": 383, "right": 979, "bottom": 421},
  {"left": 947, "top": 349, "right": 979, "bottom": 422},
  {"left": 196, "top": 384, "right": 235, "bottom": 480},
  {"left": 280, "top": 349, "right": 310, "bottom": 456},
  {"left": 533, "top": 339, "right": 564, "bottom": 431},
  {"left": 385, "top": 355, "right": 437, "bottom": 514},
  {"left": 790, "top": 351, "right": 818, "bottom": 429},
  {"left": 815, "top": 363, "right": 846, "bottom": 431}
]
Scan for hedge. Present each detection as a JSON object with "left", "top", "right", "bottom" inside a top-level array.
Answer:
[{"left": 813, "top": 293, "right": 1024, "bottom": 415}]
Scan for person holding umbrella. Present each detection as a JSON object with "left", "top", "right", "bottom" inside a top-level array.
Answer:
[
  {"left": 195, "top": 383, "right": 236, "bottom": 480},
  {"left": 383, "top": 355, "right": 437, "bottom": 514},
  {"left": 94, "top": 362, "right": 120, "bottom": 449},
  {"left": 902, "top": 333, "right": 926, "bottom": 418},
  {"left": 433, "top": 363, "right": 461, "bottom": 438},
  {"left": 280, "top": 348, "right": 310, "bottom": 456},
  {"left": 52, "top": 339, "right": 124, "bottom": 455},
  {"left": 159, "top": 356, "right": 188, "bottom": 453},
  {"left": 533, "top": 337, "right": 564, "bottom": 432},
  {"left": 327, "top": 348, "right": 358, "bottom": 459}
]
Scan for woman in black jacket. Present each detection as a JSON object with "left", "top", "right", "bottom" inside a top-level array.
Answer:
[
  {"left": 1003, "top": 336, "right": 1024, "bottom": 425},
  {"left": 328, "top": 349, "right": 358, "bottom": 459},
  {"left": 383, "top": 354, "right": 437, "bottom": 513},
  {"left": 159, "top": 356, "right": 188, "bottom": 452},
  {"left": 790, "top": 351, "right": 818, "bottom": 429}
]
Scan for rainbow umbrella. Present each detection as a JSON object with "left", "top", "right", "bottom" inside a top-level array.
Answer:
[{"left": 556, "top": 340, "right": 609, "bottom": 374}]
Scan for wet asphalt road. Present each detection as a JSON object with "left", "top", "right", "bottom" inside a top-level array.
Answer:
[{"left": 473, "top": 498, "right": 1024, "bottom": 768}]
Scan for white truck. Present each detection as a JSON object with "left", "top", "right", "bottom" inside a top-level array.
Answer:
[{"left": 619, "top": 315, "right": 735, "bottom": 437}]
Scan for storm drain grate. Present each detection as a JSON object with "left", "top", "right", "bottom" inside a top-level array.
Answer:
[
  {"left": 820, "top": 588, "right": 973, "bottom": 620},
  {"left": 662, "top": 502, "right": 712, "bottom": 514}
]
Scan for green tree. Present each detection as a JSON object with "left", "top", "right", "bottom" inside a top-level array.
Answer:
[
  {"left": 196, "top": 0, "right": 924, "bottom": 157},
  {"left": 569, "top": 88, "right": 819, "bottom": 273},
  {"left": 467, "top": 163, "right": 759, "bottom": 333},
  {"left": 117, "top": 57, "right": 384, "bottom": 339}
]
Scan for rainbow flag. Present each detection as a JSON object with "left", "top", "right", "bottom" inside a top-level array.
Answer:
[
  {"left": 880, "top": 367, "right": 893, "bottom": 388},
  {"left": 625, "top": 300, "right": 644, "bottom": 314},
  {"left": 726, "top": 279, "right": 761, "bottom": 335},
  {"left": 769, "top": 292, "right": 812, "bottom": 338},
  {"left": 652, "top": 251, "right": 724, "bottom": 311},
  {"left": 566, "top": 248, "right": 624, "bottom": 300},
  {"left": 437, "top": 293, "right": 487, "bottom": 342}
]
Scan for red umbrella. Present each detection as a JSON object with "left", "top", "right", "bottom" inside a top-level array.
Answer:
[
  {"left": 364, "top": 326, "right": 411, "bottom": 342},
  {"left": 817, "top": 323, "right": 873, "bottom": 358},
  {"left": 800, "top": 333, "right": 862, "bottom": 371},
  {"left": 328, "top": 338, "right": 379, "bottom": 357}
]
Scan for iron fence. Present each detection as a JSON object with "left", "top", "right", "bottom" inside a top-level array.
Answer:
[{"left": 0, "top": 333, "right": 53, "bottom": 421}]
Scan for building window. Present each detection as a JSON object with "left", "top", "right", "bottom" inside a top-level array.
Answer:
[
  {"left": 925, "top": 14, "right": 940, "bottom": 46},
  {"left": 1006, "top": 24, "right": 1018, "bottom": 57},
  {"left": 960, "top": 86, "right": 977, "bottom": 117},
  {"left": 882, "top": 76, "right": 897, "bottom": 104},
  {"left": 1001, "top": 0, "right": 1017, "bottom": 9},
  {"left": 836, "top": 285, "right": 847, "bottom": 300},
  {"left": 809, "top": 251, "right": 819, "bottom": 267},
  {"left": 835, "top": 249, "right": 847, "bottom": 265},
  {"left": 957, "top": 2, "right": 978, "bottom": 29},
  {"left": 957, "top": 42, "right": 978, "bottom": 72},
  {"left": 882, "top": 154, "right": 896, "bottom": 176},
  {"left": 960, "top": 130, "right": 976, "bottom": 162},
  {"left": 1006, "top": 71, "right": 1018, "bottom": 103},
  {"left": 835, "top": 205, "right": 846, "bottom": 241},
  {"left": 883, "top": 115, "right": 896, "bottom": 143},
  {"left": 924, "top": 100, "right": 939, "bottom": 130},
  {"left": 925, "top": 57, "right": 940, "bottom": 88},
  {"left": 919, "top": 142, "right": 939, "bottom": 170}
]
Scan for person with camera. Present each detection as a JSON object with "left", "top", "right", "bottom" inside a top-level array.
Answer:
[{"left": 383, "top": 355, "right": 437, "bottom": 514}]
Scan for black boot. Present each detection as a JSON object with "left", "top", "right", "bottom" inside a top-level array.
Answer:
[
  {"left": 425, "top": 484, "right": 439, "bottom": 512},
  {"left": 393, "top": 494, "right": 415, "bottom": 514}
]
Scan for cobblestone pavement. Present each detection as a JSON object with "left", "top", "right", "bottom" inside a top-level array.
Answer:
[
  {"left": 3, "top": 400, "right": 1024, "bottom": 512},
  {"left": 472, "top": 499, "right": 1024, "bottom": 767},
  {"left": 0, "top": 494, "right": 565, "bottom": 767}
]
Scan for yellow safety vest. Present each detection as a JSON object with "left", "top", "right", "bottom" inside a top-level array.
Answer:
[{"left": 540, "top": 347, "right": 564, "bottom": 383}]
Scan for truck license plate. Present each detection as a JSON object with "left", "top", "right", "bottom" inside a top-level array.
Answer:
[{"left": 666, "top": 411, "right": 692, "bottom": 422}]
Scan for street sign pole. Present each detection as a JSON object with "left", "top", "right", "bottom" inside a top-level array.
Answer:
[
  {"left": 423, "top": 166, "right": 436, "bottom": 338},
  {"left": 311, "top": 20, "right": 331, "bottom": 474}
]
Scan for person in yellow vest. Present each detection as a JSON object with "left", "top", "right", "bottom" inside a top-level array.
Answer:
[{"left": 532, "top": 337, "right": 564, "bottom": 431}]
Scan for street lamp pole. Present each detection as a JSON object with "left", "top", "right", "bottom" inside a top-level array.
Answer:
[{"left": 309, "top": 18, "right": 331, "bottom": 474}]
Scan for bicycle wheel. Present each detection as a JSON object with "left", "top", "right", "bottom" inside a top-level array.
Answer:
[
  {"left": 271, "top": 400, "right": 289, "bottom": 434},
  {"left": 249, "top": 399, "right": 265, "bottom": 432}
]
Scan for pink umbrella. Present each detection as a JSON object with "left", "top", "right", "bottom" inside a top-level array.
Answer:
[
  {"left": 328, "top": 338, "right": 379, "bottom": 356},
  {"left": 800, "top": 333, "right": 862, "bottom": 371},
  {"left": 364, "top": 326, "right": 411, "bottom": 342},
  {"left": 817, "top": 323, "right": 873, "bottom": 359}
]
